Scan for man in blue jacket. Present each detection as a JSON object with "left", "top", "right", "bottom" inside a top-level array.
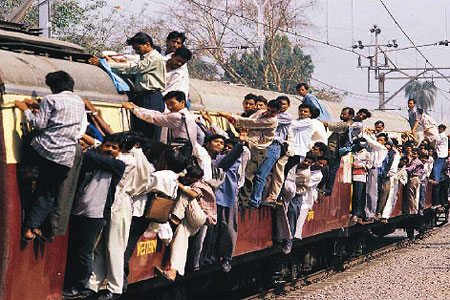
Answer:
[{"left": 296, "top": 82, "right": 332, "bottom": 121}]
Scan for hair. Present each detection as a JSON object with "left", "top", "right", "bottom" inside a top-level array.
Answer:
[
  {"left": 342, "top": 107, "right": 355, "bottom": 116},
  {"left": 163, "top": 90, "right": 186, "bottom": 103},
  {"left": 311, "top": 108, "right": 320, "bottom": 119},
  {"left": 225, "top": 138, "right": 238, "bottom": 147},
  {"left": 244, "top": 93, "right": 258, "bottom": 102},
  {"left": 377, "top": 133, "right": 389, "bottom": 141},
  {"left": 417, "top": 108, "right": 424, "bottom": 115},
  {"left": 267, "top": 99, "right": 283, "bottom": 112},
  {"left": 374, "top": 120, "right": 385, "bottom": 127},
  {"left": 412, "top": 148, "right": 420, "bottom": 154},
  {"left": 304, "top": 151, "right": 317, "bottom": 162},
  {"left": 313, "top": 142, "right": 328, "bottom": 154},
  {"left": 174, "top": 46, "right": 193, "bottom": 61},
  {"left": 276, "top": 95, "right": 291, "bottom": 105},
  {"left": 153, "top": 45, "right": 162, "bottom": 53},
  {"left": 164, "top": 147, "right": 191, "bottom": 173},
  {"left": 298, "top": 103, "right": 312, "bottom": 111},
  {"left": 45, "top": 71, "right": 74, "bottom": 93},
  {"left": 256, "top": 95, "right": 268, "bottom": 105},
  {"left": 296, "top": 82, "right": 309, "bottom": 91},
  {"left": 127, "top": 32, "right": 154, "bottom": 47},
  {"left": 438, "top": 124, "right": 447, "bottom": 130},
  {"left": 317, "top": 156, "right": 330, "bottom": 163},
  {"left": 408, "top": 98, "right": 416, "bottom": 104},
  {"left": 419, "top": 153, "right": 429, "bottom": 160},
  {"left": 404, "top": 141, "right": 414, "bottom": 148},
  {"left": 185, "top": 162, "right": 204, "bottom": 179},
  {"left": 118, "top": 131, "right": 144, "bottom": 152},
  {"left": 167, "top": 31, "right": 186, "bottom": 43},
  {"left": 357, "top": 108, "right": 372, "bottom": 118},
  {"left": 102, "top": 132, "right": 122, "bottom": 145},
  {"left": 204, "top": 134, "right": 226, "bottom": 145}
]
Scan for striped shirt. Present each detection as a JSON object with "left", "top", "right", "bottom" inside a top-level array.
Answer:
[{"left": 24, "top": 91, "right": 85, "bottom": 168}]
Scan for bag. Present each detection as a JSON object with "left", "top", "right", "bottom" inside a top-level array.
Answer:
[
  {"left": 186, "top": 199, "right": 207, "bottom": 230},
  {"left": 144, "top": 193, "right": 177, "bottom": 223}
]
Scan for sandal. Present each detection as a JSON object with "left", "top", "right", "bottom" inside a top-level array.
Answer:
[
  {"left": 21, "top": 229, "right": 36, "bottom": 243},
  {"left": 33, "top": 229, "right": 50, "bottom": 243}
]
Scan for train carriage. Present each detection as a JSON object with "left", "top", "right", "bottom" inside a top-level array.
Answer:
[{"left": 0, "top": 26, "right": 442, "bottom": 300}]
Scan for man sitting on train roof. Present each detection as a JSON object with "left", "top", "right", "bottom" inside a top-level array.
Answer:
[
  {"left": 241, "top": 93, "right": 259, "bottom": 117},
  {"left": 163, "top": 46, "right": 192, "bottom": 97},
  {"left": 15, "top": 71, "right": 86, "bottom": 243},
  {"left": 89, "top": 32, "right": 166, "bottom": 142},
  {"left": 296, "top": 82, "right": 332, "bottom": 121}
]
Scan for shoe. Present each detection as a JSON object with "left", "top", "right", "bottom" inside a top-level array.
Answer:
[
  {"left": 97, "top": 290, "right": 120, "bottom": 300},
  {"left": 62, "top": 287, "right": 95, "bottom": 299},
  {"left": 221, "top": 259, "right": 232, "bottom": 273},
  {"left": 22, "top": 228, "right": 36, "bottom": 243},
  {"left": 282, "top": 240, "right": 292, "bottom": 255}
]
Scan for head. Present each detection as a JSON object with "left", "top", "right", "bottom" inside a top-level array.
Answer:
[
  {"left": 427, "top": 145, "right": 435, "bottom": 157},
  {"left": 407, "top": 98, "right": 416, "bottom": 109},
  {"left": 317, "top": 156, "right": 330, "bottom": 168},
  {"left": 299, "top": 153, "right": 316, "bottom": 169},
  {"left": 399, "top": 156, "right": 408, "bottom": 167},
  {"left": 243, "top": 94, "right": 258, "bottom": 112},
  {"left": 162, "top": 147, "right": 191, "bottom": 173},
  {"left": 166, "top": 31, "right": 186, "bottom": 54},
  {"left": 167, "top": 46, "right": 192, "bottom": 70},
  {"left": 404, "top": 142, "right": 413, "bottom": 154},
  {"left": 419, "top": 154, "right": 429, "bottom": 164},
  {"left": 204, "top": 134, "right": 226, "bottom": 156},
  {"left": 276, "top": 96, "right": 291, "bottom": 113},
  {"left": 298, "top": 103, "right": 312, "bottom": 119},
  {"left": 45, "top": 71, "right": 75, "bottom": 94},
  {"left": 311, "top": 142, "right": 328, "bottom": 157},
  {"left": 438, "top": 124, "right": 447, "bottom": 134},
  {"left": 255, "top": 96, "right": 268, "bottom": 110},
  {"left": 163, "top": 91, "right": 186, "bottom": 112},
  {"left": 353, "top": 137, "right": 368, "bottom": 152},
  {"left": 183, "top": 162, "right": 204, "bottom": 185},
  {"left": 224, "top": 139, "right": 237, "bottom": 154},
  {"left": 311, "top": 108, "right": 320, "bottom": 119},
  {"left": 262, "top": 99, "right": 282, "bottom": 118},
  {"left": 127, "top": 32, "right": 154, "bottom": 55},
  {"left": 374, "top": 120, "right": 385, "bottom": 133},
  {"left": 100, "top": 133, "right": 122, "bottom": 158},
  {"left": 296, "top": 82, "right": 309, "bottom": 97},
  {"left": 340, "top": 107, "right": 355, "bottom": 122},
  {"left": 376, "top": 133, "right": 388, "bottom": 146},
  {"left": 412, "top": 148, "right": 420, "bottom": 159},
  {"left": 355, "top": 108, "right": 372, "bottom": 122},
  {"left": 119, "top": 131, "right": 144, "bottom": 153}
]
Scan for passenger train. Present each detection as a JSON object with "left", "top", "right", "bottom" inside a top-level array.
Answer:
[{"left": 0, "top": 24, "right": 446, "bottom": 300}]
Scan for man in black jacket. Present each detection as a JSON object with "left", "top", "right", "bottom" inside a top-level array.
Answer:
[{"left": 63, "top": 134, "right": 126, "bottom": 299}]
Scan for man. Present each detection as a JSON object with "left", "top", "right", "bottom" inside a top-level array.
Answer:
[
  {"left": 374, "top": 120, "right": 385, "bottom": 135},
  {"left": 163, "top": 46, "right": 192, "bottom": 96},
  {"left": 430, "top": 124, "right": 449, "bottom": 206},
  {"left": 122, "top": 91, "right": 212, "bottom": 180},
  {"left": 218, "top": 100, "right": 281, "bottom": 207},
  {"left": 296, "top": 82, "right": 331, "bottom": 120},
  {"left": 15, "top": 71, "right": 85, "bottom": 242},
  {"left": 265, "top": 96, "right": 293, "bottom": 203},
  {"left": 63, "top": 134, "right": 126, "bottom": 299},
  {"left": 90, "top": 32, "right": 166, "bottom": 141},
  {"left": 164, "top": 31, "right": 186, "bottom": 56},
  {"left": 255, "top": 95, "right": 268, "bottom": 110},
  {"left": 407, "top": 98, "right": 422, "bottom": 142},
  {"left": 404, "top": 148, "right": 425, "bottom": 214},
  {"left": 321, "top": 107, "right": 355, "bottom": 196},
  {"left": 241, "top": 93, "right": 258, "bottom": 117}
]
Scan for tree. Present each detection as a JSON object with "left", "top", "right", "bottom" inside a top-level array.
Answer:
[
  {"left": 224, "top": 34, "right": 314, "bottom": 93},
  {"left": 405, "top": 80, "right": 437, "bottom": 113}
]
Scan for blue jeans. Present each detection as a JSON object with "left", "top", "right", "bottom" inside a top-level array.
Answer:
[
  {"left": 433, "top": 158, "right": 445, "bottom": 182},
  {"left": 287, "top": 195, "right": 303, "bottom": 237},
  {"left": 250, "top": 142, "right": 282, "bottom": 207}
]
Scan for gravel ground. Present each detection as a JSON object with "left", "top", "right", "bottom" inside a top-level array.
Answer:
[{"left": 283, "top": 225, "right": 450, "bottom": 300}]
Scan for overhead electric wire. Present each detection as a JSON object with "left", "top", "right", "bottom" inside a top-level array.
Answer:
[{"left": 311, "top": 76, "right": 378, "bottom": 100}]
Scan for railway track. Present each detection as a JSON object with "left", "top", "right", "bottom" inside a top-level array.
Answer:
[{"left": 245, "top": 226, "right": 443, "bottom": 300}]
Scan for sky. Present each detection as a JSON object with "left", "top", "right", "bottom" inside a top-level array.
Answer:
[{"left": 91, "top": 0, "right": 450, "bottom": 121}]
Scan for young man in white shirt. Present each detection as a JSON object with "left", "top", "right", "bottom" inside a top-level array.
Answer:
[{"left": 163, "top": 47, "right": 192, "bottom": 97}]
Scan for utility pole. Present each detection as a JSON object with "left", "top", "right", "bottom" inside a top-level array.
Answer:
[
  {"left": 251, "top": 0, "right": 269, "bottom": 60},
  {"left": 38, "top": 0, "right": 52, "bottom": 38}
]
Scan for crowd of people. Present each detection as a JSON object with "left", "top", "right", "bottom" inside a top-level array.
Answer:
[{"left": 13, "top": 30, "right": 450, "bottom": 300}]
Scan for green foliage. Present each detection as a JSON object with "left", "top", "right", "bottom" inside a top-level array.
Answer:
[
  {"left": 405, "top": 80, "right": 436, "bottom": 113},
  {"left": 223, "top": 35, "right": 314, "bottom": 93},
  {"left": 188, "top": 58, "right": 220, "bottom": 81}
]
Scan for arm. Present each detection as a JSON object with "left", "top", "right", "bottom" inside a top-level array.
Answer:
[
  {"left": 85, "top": 99, "right": 114, "bottom": 135},
  {"left": 178, "top": 182, "right": 200, "bottom": 199},
  {"left": 128, "top": 105, "right": 181, "bottom": 128},
  {"left": 21, "top": 97, "right": 52, "bottom": 130},
  {"left": 109, "top": 55, "right": 157, "bottom": 76},
  {"left": 84, "top": 150, "right": 126, "bottom": 177},
  {"left": 233, "top": 114, "right": 277, "bottom": 130},
  {"left": 325, "top": 121, "right": 349, "bottom": 133},
  {"left": 217, "top": 143, "right": 244, "bottom": 171}
]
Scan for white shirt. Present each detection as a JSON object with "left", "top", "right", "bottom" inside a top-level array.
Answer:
[
  {"left": 436, "top": 132, "right": 449, "bottom": 158},
  {"left": 163, "top": 53, "right": 190, "bottom": 97},
  {"left": 310, "top": 118, "right": 328, "bottom": 146},
  {"left": 363, "top": 133, "right": 388, "bottom": 168},
  {"left": 289, "top": 118, "right": 313, "bottom": 157}
]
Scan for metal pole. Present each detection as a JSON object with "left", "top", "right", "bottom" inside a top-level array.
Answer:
[
  {"left": 38, "top": 0, "right": 52, "bottom": 38},
  {"left": 378, "top": 73, "right": 385, "bottom": 109}
]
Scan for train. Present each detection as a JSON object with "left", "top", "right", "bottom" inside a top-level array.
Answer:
[{"left": 0, "top": 23, "right": 447, "bottom": 300}]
